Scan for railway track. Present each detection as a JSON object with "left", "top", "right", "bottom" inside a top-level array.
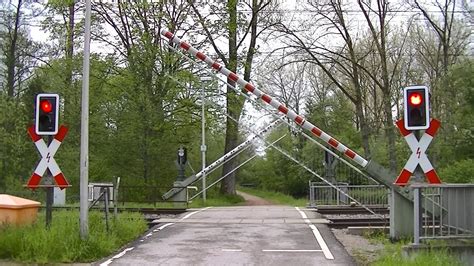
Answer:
[
  {"left": 312, "top": 205, "right": 389, "bottom": 228},
  {"left": 314, "top": 205, "right": 389, "bottom": 215},
  {"left": 327, "top": 217, "right": 389, "bottom": 228}
]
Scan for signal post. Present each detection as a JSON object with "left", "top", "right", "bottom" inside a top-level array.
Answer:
[
  {"left": 28, "top": 93, "right": 70, "bottom": 228},
  {"left": 389, "top": 86, "right": 442, "bottom": 239}
]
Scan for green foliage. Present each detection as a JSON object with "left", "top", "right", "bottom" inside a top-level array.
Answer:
[
  {"left": 0, "top": 51, "right": 222, "bottom": 201},
  {"left": 424, "top": 60, "right": 473, "bottom": 170},
  {"left": 306, "top": 92, "right": 361, "bottom": 149},
  {"left": 0, "top": 210, "right": 147, "bottom": 263},
  {"left": 439, "top": 159, "right": 474, "bottom": 183},
  {"left": 238, "top": 128, "right": 310, "bottom": 198},
  {"left": 0, "top": 94, "right": 36, "bottom": 192}
]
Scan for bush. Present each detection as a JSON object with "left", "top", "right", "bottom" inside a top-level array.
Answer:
[
  {"left": 439, "top": 159, "right": 474, "bottom": 183},
  {"left": 0, "top": 210, "right": 147, "bottom": 263}
]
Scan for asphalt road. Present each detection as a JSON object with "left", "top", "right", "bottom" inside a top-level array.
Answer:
[{"left": 99, "top": 206, "right": 355, "bottom": 266}]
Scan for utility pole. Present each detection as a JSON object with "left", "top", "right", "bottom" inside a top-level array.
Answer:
[
  {"left": 80, "top": 0, "right": 91, "bottom": 240},
  {"left": 200, "top": 77, "right": 211, "bottom": 202}
]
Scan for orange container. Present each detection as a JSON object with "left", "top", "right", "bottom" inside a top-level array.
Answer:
[{"left": 0, "top": 194, "right": 41, "bottom": 226}]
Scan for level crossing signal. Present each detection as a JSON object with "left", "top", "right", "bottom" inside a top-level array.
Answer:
[
  {"left": 403, "top": 86, "right": 430, "bottom": 130},
  {"left": 35, "top": 93, "right": 59, "bottom": 135},
  {"left": 177, "top": 147, "right": 187, "bottom": 165}
]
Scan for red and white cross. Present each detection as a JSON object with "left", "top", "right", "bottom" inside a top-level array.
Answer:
[
  {"left": 27, "top": 125, "right": 69, "bottom": 189},
  {"left": 395, "top": 119, "right": 442, "bottom": 186}
]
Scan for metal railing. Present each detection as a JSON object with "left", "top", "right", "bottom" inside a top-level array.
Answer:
[
  {"left": 413, "top": 184, "right": 474, "bottom": 245},
  {"left": 309, "top": 182, "right": 389, "bottom": 207}
]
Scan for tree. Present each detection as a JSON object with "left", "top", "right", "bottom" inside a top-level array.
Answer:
[
  {"left": 408, "top": 0, "right": 470, "bottom": 166},
  {"left": 189, "top": 0, "right": 278, "bottom": 195},
  {"left": 272, "top": 0, "right": 375, "bottom": 159},
  {"left": 0, "top": 1, "right": 42, "bottom": 191},
  {"left": 356, "top": 0, "right": 400, "bottom": 171},
  {"left": 257, "top": 60, "right": 308, "bottom": 157},
  {"left": 91, "top": 1, "right": 204, "bottom": 182},
  {"left": 1, "top": 0, "right": 39, "bottom": 98}
]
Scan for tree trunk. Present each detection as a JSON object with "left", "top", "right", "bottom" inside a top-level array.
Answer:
[
  {"left": 348, "top": 44, "right": 371, "bottom": 158},
  {"left": 220, "top": 0, "right": 239, "bottom": 195},
  {"left": 220, "top": 0, "right": 260, "bottom": 195}
]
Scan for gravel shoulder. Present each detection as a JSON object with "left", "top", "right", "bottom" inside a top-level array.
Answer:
[{"left": 332, "top": 228, "right": 385, "bottom": 265}]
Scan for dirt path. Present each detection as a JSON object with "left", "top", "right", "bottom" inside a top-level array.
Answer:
[{"left": 236, "top": 190, "right": 275, "bottom": 206}]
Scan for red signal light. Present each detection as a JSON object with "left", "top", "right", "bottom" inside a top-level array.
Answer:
[
  {"left": 409, "top": 92, "right": 422, "bottom": 106},
  {"left": 40, "top": 100, "right": 52, "bottom": 113}
]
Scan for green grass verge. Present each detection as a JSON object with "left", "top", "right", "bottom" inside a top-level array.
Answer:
[
  {"left": 238, "top": 187, "right": 308, "bottom": 206},
  {"left": 0, "top": 210, "right": 147, "bottom": 263},
  {"left": 369, "top": 235, "right": 462, "bottom": 266}
]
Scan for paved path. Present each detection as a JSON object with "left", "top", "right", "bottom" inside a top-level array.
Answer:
[
  {"left": 236, "top": 190, "right": 274, "bottom": 205},
  {"left": 99, "top": 206, "right": 355, "bottom": 266}
]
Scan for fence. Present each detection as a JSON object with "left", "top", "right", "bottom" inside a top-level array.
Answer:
[
  {"left": 413, "top": 183, "right": 474, "bottom": 245},
  {"left": 309, "top": 181, "right": 389, "bottom": 207}
]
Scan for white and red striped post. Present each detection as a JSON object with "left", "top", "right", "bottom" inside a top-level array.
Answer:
[
  {"left": 27, "top": 125, "right": 69, "bottom": 189},
  {"left": 161, "top": 29, "right": 368, "bottom": 168},
  {"left": 395, "top": 119, "right": 442, "bottom": 186}
]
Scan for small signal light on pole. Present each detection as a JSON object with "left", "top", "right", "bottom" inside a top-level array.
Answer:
[
  {"left": 177, "top": 147, "right": 187, "bottom": 165},
  {"left": 35, "top": 93, "right": 59, "bottom": 135},
  {"left": 403, "top": 86, "right": 430, "bottom": 130}
]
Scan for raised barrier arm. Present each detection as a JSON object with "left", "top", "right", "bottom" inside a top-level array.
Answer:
[
  {"left": 161, "top": 30, "right": 414, "bottom": 200},
  {"left": 161, "top": 29, "right": 368, "bottom": 169}
]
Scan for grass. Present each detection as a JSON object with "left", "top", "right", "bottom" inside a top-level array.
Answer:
[
  {"left": 366, "top": 234, "right": 463, "bottom": 266},
  {"left": 238, "top": 186, "right": 308, "bottom": 206},
  {"left": 0, "top": 210, "right": 147, "bottom": 263}
]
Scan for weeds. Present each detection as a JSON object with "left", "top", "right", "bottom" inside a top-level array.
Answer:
[
  {"left": 369, "top": 235, "right": 463, "bottom": 266},
  {"left": 0, "top": 210, "right": 146, "bottom": 263}
]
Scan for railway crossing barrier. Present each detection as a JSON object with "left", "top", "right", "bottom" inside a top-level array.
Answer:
[{"left": 160, "top": 29, "right": 442, "bottom": 239}]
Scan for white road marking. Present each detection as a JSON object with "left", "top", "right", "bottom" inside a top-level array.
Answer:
[
  {"left": 222, "top": 249, "right": 242, "bottom": 252},
  {"left": 101, "top": 207, "right": 212, "bottom": 265},
  {"left": 100, "top": 247, "right": 135, "bottom": 266},
  {"left": 295, "top": 207, "right": 334, "bottom": 260},
  {"left": 157, "top": 222, "right": 175, "bottom": 231},
  {"left": 100, "top": 259, "right": 112, "bottom": 266},
  {"left": 179, "top": 206, "right": 212, "bottom": 221},
  {"left": 113, "top": 247, "right": 135, "bottom": 259},
  {"left": 262, "top": 249, "right": 323, "bottom": 252}
]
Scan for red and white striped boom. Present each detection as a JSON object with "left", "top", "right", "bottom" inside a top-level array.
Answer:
[{"left": 161, "top": 29, "right": 368, "bottom": 168}]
